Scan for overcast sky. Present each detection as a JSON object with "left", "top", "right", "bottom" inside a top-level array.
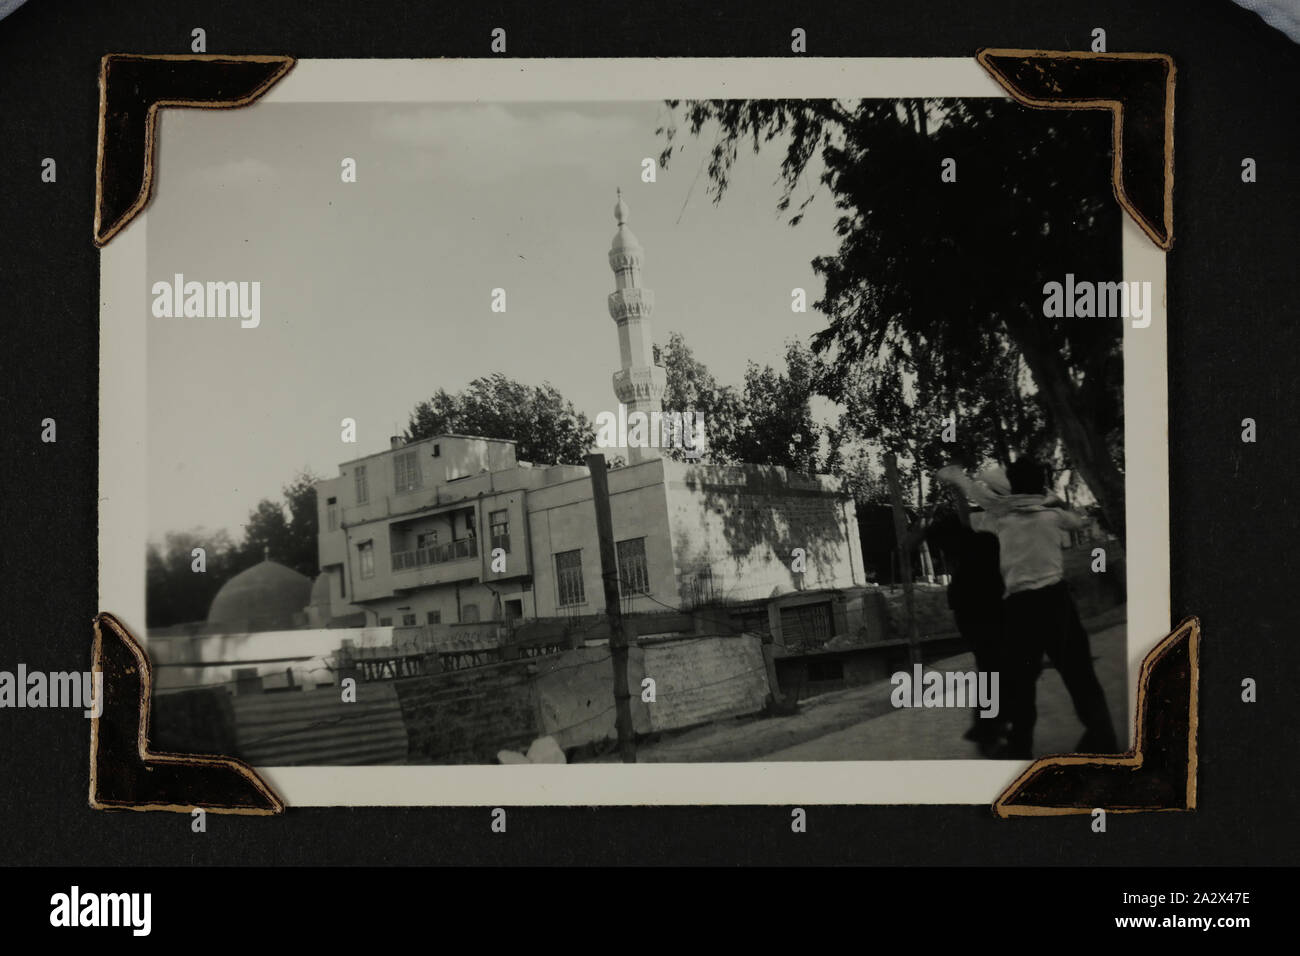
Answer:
[{"left": 146, "top": 100, "right": 844, "bottom": 541}]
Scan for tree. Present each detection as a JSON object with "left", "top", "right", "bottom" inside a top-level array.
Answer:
[
  {"left": 234, "top": 469, "right": 320, "bottom": 578},
  {"left": 145, "top": 528, "right": 241, "bottom": 627},
  {"left": 658, "top": 331, "right": 744, "bottom": 463},
  {"left": 659, "top": 332, "right": 828, "bottom": 472},
  {"left": 826, "top": 440, "right": 888, "bottom": 506},
  {"left": 406, "top": 373, "right": 594, "bottom": 466},
  {"left": 732, "top": 340, "right": 824, "bottom": 474},
  {"left": 147, "top": 470, "right": 321, "bottom": 627},
  {"left": 832, "top": 336, "right": 1058, "bottom": 509},
  {"left": 658, "top": 98, "right": 1126, "bottom": 538},
  {"left": 238, "top": 498, "right": 291, "bottom": 566},
  {"left": 281, "top": 471, "right": 321, "bottom": 578}
]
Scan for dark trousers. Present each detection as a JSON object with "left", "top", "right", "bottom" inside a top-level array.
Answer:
[
  {"left": 1002, "top": 581, "right": 1118, "bottom": 756},
  {"left": 953, "top": 600, "right": 1004, "bottom": 734}
]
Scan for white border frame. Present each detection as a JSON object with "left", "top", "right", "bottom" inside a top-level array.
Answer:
[{"left": 99, "top": 57, "right": 1169, "bottom": 806}]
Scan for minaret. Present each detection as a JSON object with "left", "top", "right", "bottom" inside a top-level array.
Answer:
[{"left": 607, "top": 189, "right": 667, "bottom": 464}]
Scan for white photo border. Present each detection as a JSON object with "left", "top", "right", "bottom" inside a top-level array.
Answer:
[{"left": 99, "top": 57, "right": 1169, "bottom": 806}]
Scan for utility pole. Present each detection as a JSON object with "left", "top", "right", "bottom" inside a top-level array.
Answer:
[
  {"left": 586, "top": 453, "right": 636, "bottom": 762},
  {"left": 884, "top": 452, "right": 922, "bottom": 665}
]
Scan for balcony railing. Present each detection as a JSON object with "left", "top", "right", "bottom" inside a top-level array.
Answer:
[{"left": 391, "top": 536, "right": 478, "bottom": 572}]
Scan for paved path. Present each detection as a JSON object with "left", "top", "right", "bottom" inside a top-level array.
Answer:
[
  {"left": 617, "top": 611, "right": 1129, "bottom": 764},
  {"left": 766, "top": 621, "right": 1127, "bottom": 760}
]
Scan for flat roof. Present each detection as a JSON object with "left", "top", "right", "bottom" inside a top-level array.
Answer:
[{"left": 334, "top": 433, "right": 518, "bottom": 469}]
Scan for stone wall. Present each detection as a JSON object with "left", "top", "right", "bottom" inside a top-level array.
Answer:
[
  {"left": 533, "top": 646, "right": 651, "bottom": 750},
  {"left": 642, "top": 634, "right": 770, "bottom": 732},
  {"left": 368, "top": 633, "right": 774, "bottom": 760},
  {"left": 395, "top": 659, "right": 539, "bottom": 764},
  {"left": 154, "top": 634, "right": 774, "bottom": 765}
]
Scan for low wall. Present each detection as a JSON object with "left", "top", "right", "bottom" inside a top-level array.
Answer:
[
  {"left": 533, "top": 646, "right": 652, "bottom": 750},
  {"left": 395, "top": 634, "right": 770, "bottom": 759},
  {"left": 147, "top": 626, "right": 353, "bottom": 693},
  {"left": 774, "top": 635, "right": 962, "bottom": 701},
  {"left": 152, "top": 633, "right": 773, "bottom": 765},
  {"left": 377, "top": 622, "right": 501, "bottom": 655},
  {"left": 642, "top": 635, "right": 769, "bottom": 732},
  {"left": 396, "top": 659, "right": 539, "bottom": 764}
]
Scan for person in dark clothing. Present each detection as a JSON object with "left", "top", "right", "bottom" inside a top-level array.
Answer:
[
  {"left": 999, "top": 575, "right": 1118, "bottom": 756},
  {"left": 937, "top": 458, "right": 1119, "bottom": 758},
  {"left": 923, "top": 501, "right": 1007, "bottom": 751}
]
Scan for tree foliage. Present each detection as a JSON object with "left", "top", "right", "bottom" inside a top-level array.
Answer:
[
  {"left": 658, "top": 331, "right": 744, "bottom": 463},
  {"left": 732, "top": 340, "right": 824, "bottom": 473},
  {"left": 237, "top": 471, "right": 321, "bottom": 577},
  {"left": 658, "top": 97, "right": 1126, "bottom": 536},
  {"left": 406, "top": 372, "right": 594, "bottom": 466},
  {"left": 659, "top": 331, "right": 827, "bottom": 474},
  {"left": 147, "top": 469, "right": 321, "bottom": 627},
  {"left": 146, "top": 529, "right": 242, "bottom": 629}
]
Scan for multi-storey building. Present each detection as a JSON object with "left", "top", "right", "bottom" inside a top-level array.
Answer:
[{"left": 314, "top": 193, "right": 866, "bottom": 636}]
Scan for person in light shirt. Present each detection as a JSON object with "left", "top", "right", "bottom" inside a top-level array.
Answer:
[{"left": 936, "top": 459, "right": 1117, "bottom": 759}]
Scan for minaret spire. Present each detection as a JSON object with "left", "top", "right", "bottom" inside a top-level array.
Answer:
[{"left": 607, "top": 190, "right": 666, "bottom": 464}]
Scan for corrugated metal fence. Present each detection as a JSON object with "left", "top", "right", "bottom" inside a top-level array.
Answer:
[{"left": 231, "top": 683, "right": 408, "bottom": 766}]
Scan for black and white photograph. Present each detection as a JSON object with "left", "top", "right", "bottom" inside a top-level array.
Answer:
[
  {"left": 9, "top": 0, "right": 1299, "bottom": 908},
  {"left": 99, "top": 59, "right": 1169, "bottom": 805}
]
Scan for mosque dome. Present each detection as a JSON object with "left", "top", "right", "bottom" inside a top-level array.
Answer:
[{"left": 206, "top": 558, "right": 312, "bottom": 629}]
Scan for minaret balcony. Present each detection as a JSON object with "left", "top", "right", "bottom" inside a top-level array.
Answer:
[
  {"left": 613, "top": 366, "right": 667, "bottom": 406},
  {"left": 608, "top": 288, "right": 655, "bottom": 322}
]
